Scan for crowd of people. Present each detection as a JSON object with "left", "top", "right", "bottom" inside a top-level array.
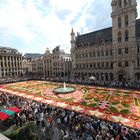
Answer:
[
  {"left": 0, "top": 91, "right": 140, "bottom": 140},
  {"left": 0, "top": 76, "right": 140, "bottom": 90},
  {"left": 0, "top": 77, "right": 30, "bottom": 84},
  {"left": 48, "top": 77, "right": 140, "bottom": 90}
]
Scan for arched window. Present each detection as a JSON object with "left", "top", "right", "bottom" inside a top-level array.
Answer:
[
  {"left": 125, "top": 30, "right": 129, "bottom": 42},
  {"left": 118, "top": 32, "right": 122, "bottom": 43},
  {"left": 118, "top": 17, "right": 121, "bottom": 28},
  {"left": 125, "top": 15, "right": 128, "bottom": 27},
  {"left": 96, "top": 73, "right": 99, "bottom": 80},
  {"left": 105, "top": 73, "right": 108, "bottom": 81},
  {"left": 119, "top": 0, "right": 122, "bottom": 8},
  {"left": 110, "top": 73, "right": 114, "bottom": 81},
  {"left": 124, "top": 0, "right": 128, "bottom": 7}
]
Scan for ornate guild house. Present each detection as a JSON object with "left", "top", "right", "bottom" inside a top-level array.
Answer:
[{"left": 71, "top": 0, "right": 140, "bottom": 82}]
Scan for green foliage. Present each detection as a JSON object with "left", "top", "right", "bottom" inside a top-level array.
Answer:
[
  {"left": 121, "top": 103, "right": 130, "bottom": 108},
  {"left": 62, "top": 98, "right": 73, "bottom": 101},
  {"left": 111, "top": 102, "right": 120, "bottom": 105},
  {"left": 120, "top": 109, "right": 130, "bottom": 115},
  {"left": 81, "top": 101, "right": 87, "bottom": 106},
  {"left": 36, "top": 91, "right": 41, "bottom": 95},
  {"left": 115, "top": 93, "right": 121, "bottom": 96},
  {"left": 94, "top": 98, "right": 100, "bottom": 102},
  {"left": 85, "top": 98, "right": 92, "bottom": 100},
  {"left": 88, "top": 103, "right": 97, "bottom": 107},
  {"left": 109, "top": 106, "right": 118, "bottom": 112},
  {"left": 123, "top": 94, "right": 129, "bottom": 97}
]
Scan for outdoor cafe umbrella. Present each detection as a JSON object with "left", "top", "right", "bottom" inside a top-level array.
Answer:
[
  {"left": 89, "top": 76, "right": 96, "bottom": 80},
  {"left": 7, "top": 107, "right": 20, "bottom": 113},
  {"left": 0, "top": 112, "right": 10, "bottom": 121},
  {"left": 0, "top": 109, "right": 15, "bottom": 121}
]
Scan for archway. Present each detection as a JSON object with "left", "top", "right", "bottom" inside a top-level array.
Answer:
[{"left": 117, "top": 70, "right": 126, "bottom": 82}]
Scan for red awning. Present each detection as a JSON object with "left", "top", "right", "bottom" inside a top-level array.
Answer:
[
  {"left": 7, "top": 107, "right": 21, "bottom": 113},
  {"left": 0, "top": 112, "right": 10, "bottom": 121}
]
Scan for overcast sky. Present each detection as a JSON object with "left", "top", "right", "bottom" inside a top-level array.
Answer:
[{"left": 0, "top": 0, "right": 140, "bottom": 54}]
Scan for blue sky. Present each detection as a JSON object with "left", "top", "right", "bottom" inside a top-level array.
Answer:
[{"left": 0, "top": 0, "right": 140, "bottom": 54}]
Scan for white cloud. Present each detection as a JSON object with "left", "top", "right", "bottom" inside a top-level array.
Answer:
[
  {"left": 0, "top": 0, "right": 139, "bottom": 54},
  {"left": 0, "top": 0, "right": 35, "bottom": 42}
]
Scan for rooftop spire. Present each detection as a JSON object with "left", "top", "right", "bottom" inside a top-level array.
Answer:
[{"left": 70, "top": 28, "right": 75, "bottom": 36}]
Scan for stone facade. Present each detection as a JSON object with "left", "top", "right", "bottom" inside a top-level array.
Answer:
[
  {"left": 44, "top": 46, "right": 71, "bottom": 80},
  {"left": 0, "top": 47, "right": 23, "bottom": 78},
  {"left": 22, "top": 46, "right": 72, "bottom": 79},
  {"left": 70, "top": 0, "right": 140, "bottom": 82}
]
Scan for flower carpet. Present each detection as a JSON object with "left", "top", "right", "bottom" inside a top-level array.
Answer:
[{"left": 0, "top": 80, "right": 140, "bottom": 129}]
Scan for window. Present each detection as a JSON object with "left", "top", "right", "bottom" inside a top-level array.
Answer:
[
  {"left": 118, "top": 32, "right": 122, "bottom": 43},
  {"left": 125, "top": 61, "right": 129, "bottom": 67},
  {"left": 106, "top": 62, "right": 109, "bottom": 68},
  {"left": 125, "top": 30, "right": 129, "bottom": 42},
  {"left": 97, "top": 63, "right": 100, "bottom": 68},
  {"left": 97, "top": 51, "right": 100, "bottom": 57},
  {"left": 106, "top": 50, "right": 108, "bottom": 56},
  {"left": 111, "top": 62, "right": 113, "bottom": 68},
  {"left": 125, "top": 15, "right": 128, "bottom": 27},
  {"left": 118, "top": 48, "right": 122, "bottom": 55},
  {"left": 101, "top": 62, "right": 104, "bottom": 68},
  {"left": 86, "top": 64, "right": 88, "bottom": 68},
  {"left": 101, "top": 51, "right": 104, "bottom": 56},
  {"left": 124, "top": 0, "right": 128, "bottom": 7},
  {"left": 125, "top": 48, "right": 128, "bottom": 54},
  {"left": 83, "top": 64, "right": 85, "bottom": 69},
  {"left": 119, "top": 0, "right": 122, "bottom": 8},
  {"left": 90, "top": 63, "right": 92, "bottom": 68},
  {"left": 118, "top": 62, "right": 122, "bottom": 67},
  {"left": 110, "top": 50, "right": 113, "bottom": 56},
  {"left": 93, "top": 52, "right": 96, "bottom": 57},
  {"left": 89, "top": 53, "right": 92, "bottom": 57},
  {"left": 1, "top": 62, "right": 3, "bottom": 67},
  {"left": 118, "top": 17, "right": 121, "bottom": 28},
  {"left": 83, "top": 54, "right": 85, "bottom": 58},
  {"left": 137, "top": 45, "right": 140, "bottom": 53}
]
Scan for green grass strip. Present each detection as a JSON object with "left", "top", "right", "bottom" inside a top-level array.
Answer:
[
  {"left": 105, "top": 94, "right": 111, "bottom": 101},
  {"left": 134, "top": 98, "right": 139, "bottom": 106}
]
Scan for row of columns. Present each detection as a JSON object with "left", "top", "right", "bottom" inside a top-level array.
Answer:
[
  {"left": 0, "top": 55, "right": 22, "bottom": 78},
  {"left": 0, "top": 56, "right": 22, "bottom": 68}
]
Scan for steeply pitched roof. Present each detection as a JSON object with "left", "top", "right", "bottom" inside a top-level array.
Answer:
[
  {"left": 76, "top": 27, "right": 112, "bottom": 47},
  {"left": 76, "top": 19, "right": 140, "bottom": 48}
]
